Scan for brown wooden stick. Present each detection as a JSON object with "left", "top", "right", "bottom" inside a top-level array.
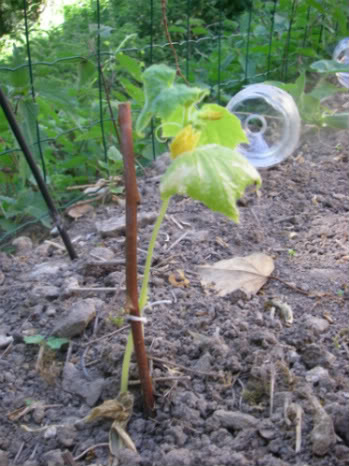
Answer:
[{"left": 118, "top": 102, "right": 154, "bottom": 416}]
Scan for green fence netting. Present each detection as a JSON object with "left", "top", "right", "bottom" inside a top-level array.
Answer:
[{"left": 0, "top": 0, "right": 347, "bottom": 247}]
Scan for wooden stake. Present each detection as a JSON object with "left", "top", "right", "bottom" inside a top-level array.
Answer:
[{"left": 118, "top": 102, "right": 154, "bottom": 415}]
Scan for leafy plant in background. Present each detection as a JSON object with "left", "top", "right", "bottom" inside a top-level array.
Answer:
[
  {"left": 0, "top": 33, "right": 145, "bottom": 234},
  {"left": 119, "top": 64, "right": 261, "bottom": 394},
  {"left": 0, "top": 0, "right": 44, "bottom": 41},
  {"left": 267, "top": 66, "right": 349, "bottom": 130},
  {"left": 0, "top": 0, "right": 347, "bottom": 240}
]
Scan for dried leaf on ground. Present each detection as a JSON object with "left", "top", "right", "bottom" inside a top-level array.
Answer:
[
  {"left": 198, "top": 252, "right": 274, "bottom": 296},
  {"left": 67, "top": 203, "right": 94, "bottom": 219},
  {"left": 168, "top": 269, "right": 190, "bottom": 288}
]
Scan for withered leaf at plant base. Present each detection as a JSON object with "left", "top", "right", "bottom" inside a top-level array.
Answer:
[
  {"left": 83, "top": 392, "right": 134, "bottom": 425},
  {"left": 198, "top": 253, "right": 274, "bottom": 297},
  {"left": 109, "top": 420, "right": 137, "bottom": 454}
]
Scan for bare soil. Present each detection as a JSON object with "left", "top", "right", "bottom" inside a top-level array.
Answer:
[{"left": 0, "top": 97, "right": 348, "bottom": 466}]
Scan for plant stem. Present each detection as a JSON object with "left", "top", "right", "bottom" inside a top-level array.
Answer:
[
  {"left": 139, "top": 197, "right": 170, "bottom": 310},
  {"left": 120, "top": 197, "right": 170, "bottom": 395}
]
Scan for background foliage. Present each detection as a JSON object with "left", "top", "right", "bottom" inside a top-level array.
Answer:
[{"left": 0, "top": 0, "right": 347, "bottom": 240}]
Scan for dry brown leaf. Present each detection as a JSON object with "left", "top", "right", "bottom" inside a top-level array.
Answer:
[
  {"left": 168, "top": 269, "right": 190, "bottom": 288},
  {"left": 67, "top": 203, "right": 94, "bottom": 219},
  {"left": 198, "top": 252, "right": 274, "bottom": 297},
  {"left": 84, "top": 392, "right": 134, "bottom": 425},
  {"left": 109, "top": 420, "right": 137, "bottom": 454}
]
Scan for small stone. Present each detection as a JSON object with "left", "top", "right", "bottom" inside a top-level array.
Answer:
[
  {"left": 96, "top": 212, "right": 157, "bottom": 237},
  {"left": 32, "top": 406, "right": 45, "bottom": 424},
  {"left": 30, "top": 286, "right": 60, "bottom": 299},
  {"left": 0, "top": 253, "right": 12, "bottom": 272},
  {"left": 61, "top": 276, "right": 80, "bottom": 298},
  {"left": 62, "top": 362, "right": 104, "bottom": 406},
  {"left": 306, "top": 366, "right": 335, "bottom": 389},
  {"left": 259, "top": 428, "right": 276, "bottom": 440},
  {"left": 311, "top": 410, "right": 336, "bottom": 456},
  {"left": 46, "top": 307, "right": 56, "bottom": 317},
  {"left": 194, "top": 352, "right": 212, "bottom": 372},
  {"left": 35, "top": 242, "right": 54, "bottom": 256},
  {"left": 104, "top": 271, "right": 124, "bottom": 287},
  {"left": 163, "top": 448, "right": 192, "bottom": 466},
  {"left": 96, "top": 217, "right": 126, "bottom": 237},
  {"left": 187, "top": 230, "right": 210, "bottom": 242},
  {"left": 12, "top": 236, "right": 33, "bottom": 254},
  {"left": 57, "top": 425, "right": 77, "bottom": 447},
  {"left": 254, "top": 311, "right": 264, "bottom": 325},
  {"left": 0, "top": 449, "right": 8, "bottom": 466},
  {"left": 305, "top": 316, "right": 330, "bottom": 334},
  {"left": 150, "top": 152, "right": 171, "bottom": 175},
  {"left": 334, "top": 407, "right": 349, "bottom": 445},
  {"left": 213, "top": 410, "right": 259, "bottom": 430},
  {"left": 44, "top": 425, "right": 57, "bottom": 439},
  {"left": 115, "top": 448, "right": 142, "bottom": 466},
  {"left": 287, "top": 350, "right": 300, "bottom": 365},
  {"left": 52, "top": 299, "right": 96, "bottom": 338},
  {"left": 89, "top": 247, "right": 114, "bottom": 261},
  {"left": 301, "top": 344, "right": 335, "bottom": 369},
  {"left": 41, "top": 449, "right": 64, "bottom": 466},
  {"left": 256, "top": 454, "right": 291, "bottom": 466},
  {"left": 229, "top": 453, "right": 249, "bottom": 466},
  {"left": 0, "top": 335, "right": 13, "bottom": 348},
  {"left": 249, "top": 330, "right": 277, "bottom": 347},
  {"left": 335, "top": 444, "right": 349, "bottom": 459},
  {"left": 258, "top": 421, "right": 277, "bottom": 440},
  {"left": 27, "top": 261, "right": 67, "bottom": 279}
]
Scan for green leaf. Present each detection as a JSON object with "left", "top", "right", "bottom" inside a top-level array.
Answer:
[
  {"left": 119, "top": 77, "right": 144, "bottom": 105},
  {"left": 46, "top": 336, "right": 70, "bottom": 350},
  {"left": 116, "top": 53, "right": 144, "bottom": 83},
  {"left": 10, "top": 68, "right": 29, "bottom": 89},
  {"left": 136, "top": 64, "right": 209, "bottom": 137},
  {"left": 309, "top": 79, "right": 345, "bottom": 100},
  {"left": 107, "top": 145, "right": 122, "bottom": 161},
  {"left": 191, "top": 26, "right": 209, "bottom": 36},
  {"left": 107, "top": 145, "right": 123, "bottom": 172},
  {"left": 160, "top": 144, "right": 261, "bottom": 222},
  {"left": 161, "top": 105, "right": 193, "bottom": 138},
  {"left": 195, "top": 104, "right": 248, "bottom": 149},
  {"left": 321, "top": 113, "right": 349, "bottom": 129},
  {"left": 78, "top": 59, "right": 96, "bottom": 87},
  {"left": 24, "top": 335, "right": 45, "bottom": 345},
  {"left": 58, "top": 155, "right": 88, "bottom": 170},
  {"left": 310, "top": 60, "right": 349, "bottom": 74}
]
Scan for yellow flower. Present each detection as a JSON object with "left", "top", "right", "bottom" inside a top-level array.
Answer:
[{"left": 169, "top": 125, "right": 201, "bottom": 159}]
